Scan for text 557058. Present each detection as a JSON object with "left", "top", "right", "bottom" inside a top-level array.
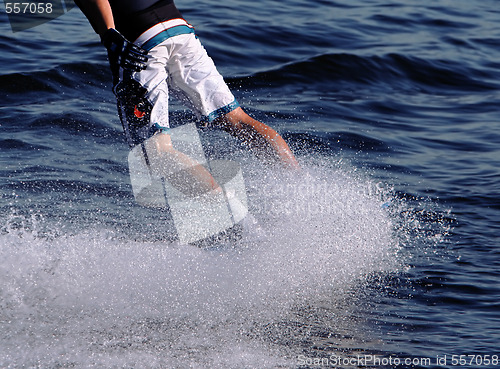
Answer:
[{"left": 5, "top": 2, "right": 53, "bottom": 14}]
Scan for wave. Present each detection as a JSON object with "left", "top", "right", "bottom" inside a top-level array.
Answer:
[
  {"left": 3, "top": 49, "right": 497, "bottom": 106},
  {"left": 230, "top": 52, "right": 499, "bottom": 93},
  {"left": 0, "top": 62, "right": 111, "bottom": 104}
]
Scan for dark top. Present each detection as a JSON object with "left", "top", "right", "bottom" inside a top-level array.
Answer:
[{"left": 110, "top": 0, "right": 183, "bottom": 41}]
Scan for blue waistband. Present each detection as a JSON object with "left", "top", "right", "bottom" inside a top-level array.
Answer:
[{"left": 141, "top": 25, "right": 195, "bottom": 51}]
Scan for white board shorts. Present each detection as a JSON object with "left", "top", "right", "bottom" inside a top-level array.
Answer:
[{"left": 114, "top": 19, "right": 240, "bottom": 146}]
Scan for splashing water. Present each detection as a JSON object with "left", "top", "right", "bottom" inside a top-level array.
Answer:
[{"left": 0, "top": 156, "right": 430, "bottom": 368}]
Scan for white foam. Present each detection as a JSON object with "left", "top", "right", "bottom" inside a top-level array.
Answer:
[{"left": 0, "top": 159, "right": 403, "bottom": 367}]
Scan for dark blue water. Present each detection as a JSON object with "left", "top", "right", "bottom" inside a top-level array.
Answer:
[{"left": 1, "top": 1, "right": 499, "bottom": 368}]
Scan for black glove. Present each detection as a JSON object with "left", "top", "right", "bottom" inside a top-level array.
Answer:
[{"left": 101, "top": 28, "right": 148, "bottom": 78}]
